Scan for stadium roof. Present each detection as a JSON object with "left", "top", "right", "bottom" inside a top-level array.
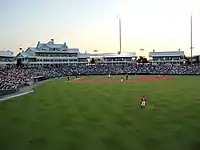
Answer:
[
  {"left": 26, "top": 47, "right": 79, "bottom": 53},
  {"left": 103, "top": 52, "right": 136, "bottom": 58},
  {"left": 90, "top": 52, "right": 136, "bottom": 58},
  {"left": 37, "top": 43, "right": 67, "bottom": 49},
  {"left": 27, "top": 47, "right": 39, "bottom": 52},
  {"left": 149, "top": 51, "right": 184, "bottom": 57},
  {"left": 26, "top": 40, "right": 80, "bottom": 53},
  {"left": 78, "top": 53, "right": 90, "bottom": 58},
  {"left": 0, "top": 50, "right": 15, "bottom": 57},
  {"left": 16, "top": 51, "right": 35, "bottom": 58},
  {"left": 36, "top": 39, "right": 69, "bottom": 50},
  {"left": 67, "top": 48, "right": 79, "bottom": 53}
]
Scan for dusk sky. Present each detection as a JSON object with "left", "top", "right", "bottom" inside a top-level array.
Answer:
[{"left": 1, "top": 0, "right": 200, "bottom": 56}]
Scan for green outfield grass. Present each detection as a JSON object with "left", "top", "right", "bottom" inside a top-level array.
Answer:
[{"left": 0, "top": 76, "right": 200, "bottom": 150}]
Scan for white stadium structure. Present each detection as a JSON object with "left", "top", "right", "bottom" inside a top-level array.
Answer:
[
  {"left": 15, "top": 39, "right": 137, "bottom": 66},
  {"left": 149, "top": 49, "right": 185, "bottom": 64},
  {"left": 0, "top": 50, "right": 16, "bottom": 65},
  {"left": 0, "top": 39, "right": 188, "bottom": 65},
  {"left": 16, "top": 39, "right": 89, "bottom": 65}
]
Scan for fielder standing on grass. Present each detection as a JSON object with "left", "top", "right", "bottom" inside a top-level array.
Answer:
[
  {"left": 121, "top": 76, "right": 124, "bottom": 82},
  {"left": 140, "top": 95, "right": 147, "bottom": 109},
  {"left": 126, "top": 74, "right": 128, "bottom": 80}
]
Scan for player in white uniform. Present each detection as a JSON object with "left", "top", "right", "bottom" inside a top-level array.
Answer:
[{"left": 141, "top": 95, "right": 146, "bottom": 108}]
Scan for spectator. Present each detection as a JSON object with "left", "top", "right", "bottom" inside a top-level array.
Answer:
[{"left": 0, "top": 63, "right": 200, "bottom": 91}]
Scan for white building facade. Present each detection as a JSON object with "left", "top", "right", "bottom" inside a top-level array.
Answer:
[
  {"left": 16, "top": 39, "right": 89, "bottom": 66},
  {"left": 0, "top": 50, "right": 16, "bottom": 65},
  {"left": 149, "top": 50, "right": 185, "bottom": 64},
  {"left": 89, "top": 52, "right": 137, "bottom": 64},
  {"left": 16, "top": 39, "right": 137, "bottom": 66}
]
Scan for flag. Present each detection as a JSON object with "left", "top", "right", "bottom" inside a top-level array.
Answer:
[{"left": 140, "top": 49, "right": 144, "bottom": 51}]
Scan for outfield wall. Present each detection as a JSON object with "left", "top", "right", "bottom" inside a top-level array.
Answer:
[{"left": 67, "top": 73, "right": 200, "bottom": 76}]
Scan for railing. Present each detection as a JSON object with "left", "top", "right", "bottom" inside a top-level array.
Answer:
[
  {"left": 149, "top": 59, "right": 184, "bottom": 62},
  {"left": 95, "top": 60, "right": 136, "bottom": 63},
  {"left": 0, "top": 61, "right": 17, "bottom": 65},
  {"left": 36, "top": 56, "right": 78, "bottom": 59},
  {"left": 23, "top": 61, "right": 87, "bottom": 64}
]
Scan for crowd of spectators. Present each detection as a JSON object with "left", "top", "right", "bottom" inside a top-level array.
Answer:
[
  {"left": 0, "top": 58, "right": 15, "bottom": 62},
  {"left": 0, "top": 64, "right": 200, "bottom": 91}
]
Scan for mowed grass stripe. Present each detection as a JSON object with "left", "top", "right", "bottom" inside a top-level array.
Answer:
[{"left": 0, "top": 76, "right": 200, "bottom": 150}]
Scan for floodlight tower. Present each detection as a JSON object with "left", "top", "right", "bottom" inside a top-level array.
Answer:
[
  {"left": 117, "top": 16, "right": 122, "bottom": 54},
  {"left": 190, "top": 13, "right": 193, "bottom": 63}
]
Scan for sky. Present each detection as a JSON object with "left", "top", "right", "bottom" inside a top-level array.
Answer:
[{"left": 0, "top": 0, "right": 200, "bottom": 57}]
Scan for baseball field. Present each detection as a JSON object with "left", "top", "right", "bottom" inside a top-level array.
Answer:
[{"left": 0, "top": 75, "right": 200, "bottom": 150}]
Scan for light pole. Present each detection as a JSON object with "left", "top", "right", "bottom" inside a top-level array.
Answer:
[
  {"left": 117, "top": 16, "right": 122, "bottom": 54},
  {"left": 190, "top": 13, "right": 193, "bottom": 64}
]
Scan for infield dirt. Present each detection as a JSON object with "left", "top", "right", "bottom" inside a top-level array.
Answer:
[{"left": 70, "top": 76, "right": 173, "bottom": 83}]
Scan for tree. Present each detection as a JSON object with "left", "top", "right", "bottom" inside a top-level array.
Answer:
[
  {"left": 136, "top": 56, "right": 142, "bottom": 63},
  {"left": 143, "top": 57, "right": 148, "bottom": 63},
  {"left": 90, "top": 58, "right": 95, "bottom": 64},
  {"left": 136, "top": 56, "right": 148, "bottom": 63},
  {"left": 183, "top": 55, "right": 190, "bottom": 64}
]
